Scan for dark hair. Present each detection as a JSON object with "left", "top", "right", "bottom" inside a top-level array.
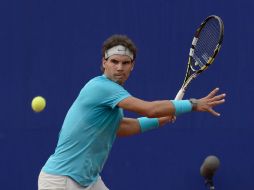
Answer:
[
  {"left": 101, "top": 34, "right": 137, "bottom": 72},
  {"left": 102, "top": 34, "right": 137, "bottom": 59}
]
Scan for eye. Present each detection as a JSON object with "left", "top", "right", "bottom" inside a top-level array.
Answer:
[
  {"left": 123, "top": 61, "right": 131, "bottom": 65},
  {"left": 110, "top": 59, "right": 119, "bottom": 64}
]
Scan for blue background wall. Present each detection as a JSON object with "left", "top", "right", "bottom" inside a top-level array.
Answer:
[{"left": 1, "top": 0, "right": 254, "bottom": 189}]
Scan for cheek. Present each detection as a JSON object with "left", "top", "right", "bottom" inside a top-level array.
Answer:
[
  {"left": 125, "top": 68, "right": 133, "bottom": 76},
  {"left": 104, "top": 63, "right": 113, "bottom": 71},
  {"left": 110, "top": 66, "right": 117, "bottom": 72}
]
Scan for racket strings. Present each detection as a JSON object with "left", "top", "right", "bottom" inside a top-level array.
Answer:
[
  {"left": 197, "top": 25, "right": 219, "bottom": 56},
  {"left": 198, "top": 21, "right": 220, "bottom": 52},
  {"left": 196, "top": 31, "right": 219, "bottom": 61},
  {"left": 193, "top": 18, "right": 221, "bottom": 69}
]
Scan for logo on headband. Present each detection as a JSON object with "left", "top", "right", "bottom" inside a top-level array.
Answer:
[{"left": 105, "top": 45, "right": 134, "bottom": 60}]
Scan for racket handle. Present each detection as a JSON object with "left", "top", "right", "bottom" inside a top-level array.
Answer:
[{"left": 175, "top": 88, "right": 185, "bottom": 100}]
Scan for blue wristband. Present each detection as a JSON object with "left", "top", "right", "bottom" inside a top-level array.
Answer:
[
  {"left": 137, "top": 117, "right": 159, "bottom": 133},
  {"left": 170, "top": 100, "right": 192, "bottom": 116}
]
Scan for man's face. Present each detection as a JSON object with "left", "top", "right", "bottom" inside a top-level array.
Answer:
[{"left": 102, "top": 55, "right": 134, "bottom": 85}]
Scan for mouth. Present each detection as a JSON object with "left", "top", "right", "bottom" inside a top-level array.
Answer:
[
  {"left": 114, "top": 74, "right": 124, "bottom": 78},
  {"left": 113, "top": 74, "right": 126, "bottom": 85}
]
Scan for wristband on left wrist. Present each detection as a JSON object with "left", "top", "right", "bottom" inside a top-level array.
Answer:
[
  {"left": 189, "top": 98, "right": 198, "bottom": 111},
  {"left": 170, "top": 100, "right": 192, "bottom": 116}
]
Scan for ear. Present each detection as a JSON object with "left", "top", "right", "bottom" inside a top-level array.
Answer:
[
  {"left": 131, "top": 61, "right": 135, "bottom": 71},
  {"left": 102, "top": 58, "right": 107, "bottom": 69}
]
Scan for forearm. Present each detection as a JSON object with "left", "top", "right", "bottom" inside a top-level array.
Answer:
[
  {"left": 117, "top": 118, "right": 140, "bottom": 137},
  {"left": 147, "top": 100, "right": 175, "bottom": 118},
  {"left": 118, "top": 97, "right": 176, "bottom": 118},
  {"left": 120, "top": 98, "right": 190, "bottom": 118}
]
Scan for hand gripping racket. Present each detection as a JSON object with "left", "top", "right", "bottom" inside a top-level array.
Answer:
[{"left": 175, "top": 15, "right": 224, "bottom": 100}]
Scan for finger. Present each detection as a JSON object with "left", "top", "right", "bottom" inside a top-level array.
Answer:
[
  {"left": 209, "top": 99, "right": 225, "bottom": 107},
  {"left": 208, "top": 108, "right": 221, "bottom": 116},
  {"left": 206, "top": 88, "right": 220, "bottom": 98},
  {"left": 210, "top": 93, "right": 226, "bottom": 101}
]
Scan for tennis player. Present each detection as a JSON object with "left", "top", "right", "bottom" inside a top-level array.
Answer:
[{"left": 38, "top": 34, "right": 226, "bottom": 190}]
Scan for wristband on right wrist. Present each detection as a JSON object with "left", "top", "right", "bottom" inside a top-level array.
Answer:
[
  {"left": 137, "top": 117, "right": 159, "bottom": 133},
  {"left": 170, "top": 100, "right": 192, "bottom": 116}
]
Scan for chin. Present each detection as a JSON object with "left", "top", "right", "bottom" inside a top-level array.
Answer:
[
  {"left": 116, "top": 81, "right": 124, "bottom": 85},
  {"left": 115, "top": 79, "right": 125, "bottom": 85},
  {"left": 113, "top": 77, "right": 125, "bottom": 85}
]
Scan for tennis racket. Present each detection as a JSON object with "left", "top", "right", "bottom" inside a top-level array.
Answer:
[{"left": 175, "top": 15, "right": 224, "bottom": 100}]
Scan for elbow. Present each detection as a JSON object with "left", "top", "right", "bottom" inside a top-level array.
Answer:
[
  {"left": 116, "top": 129, "right": 127, "bottom": 137},
  {"left": 117, "top": 132, "right": 128, "bottom": 137}
]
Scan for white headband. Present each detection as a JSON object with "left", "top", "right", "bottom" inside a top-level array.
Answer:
[{"left": 105, "top": 45, "right": 134, "bottom": 60}]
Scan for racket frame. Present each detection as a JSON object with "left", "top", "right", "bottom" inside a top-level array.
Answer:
[{"left": 175, "top": 15, "right": 224, "bottom": 100}]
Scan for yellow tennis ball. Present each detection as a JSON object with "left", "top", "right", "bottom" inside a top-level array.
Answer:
[{"left": 31, "top": 96, "right": 46, "bottom": 112}]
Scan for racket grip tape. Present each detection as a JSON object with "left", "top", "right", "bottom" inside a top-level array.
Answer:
[{"left": 175, "top": 88, "right": 185, "bottom": 100}]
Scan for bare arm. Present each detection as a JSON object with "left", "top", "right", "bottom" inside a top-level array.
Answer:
[
  {"left": 118, "top": 97, "right": 175, "bottom": 118},
  {"left": 118, "top": 88, "right": 226, "bottom": 118},
  {"left": 117, "top": 116, "right": 172, "bottom": 137}
]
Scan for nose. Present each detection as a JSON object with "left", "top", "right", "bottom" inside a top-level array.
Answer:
[{"left": 116, "top": 63, "right": 124, "bottom": 71}]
